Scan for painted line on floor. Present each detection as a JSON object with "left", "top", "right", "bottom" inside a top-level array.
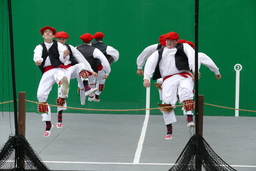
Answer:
[
  {"left": 133, "top": 87, "right": 151, "bottom": 164},
  {"left": 44, "top": 161, "right": 256, "bottom": 168}
]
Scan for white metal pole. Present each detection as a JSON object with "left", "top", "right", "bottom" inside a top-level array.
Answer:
[{"left": 234, "top": 64, "right": 242, "bottom": 117}]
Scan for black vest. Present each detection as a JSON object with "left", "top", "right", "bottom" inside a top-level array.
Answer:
[
  {"left": 65, "top": 44, "right": 78, "bottom": 65},
  {"left": 152, "top": 47, "right": 164, "bottom": 80},
  {"left": 39, "top": 40, "right": 63, "bottom": 73},
  {"left": 153, "top": 43, "right": 190, "bottom": 80},
  {"left": 175, "top": 43, "right": 190, "bottom": 71},
  {"left": 156, "top": 43, "right": 162, "bottom": 50},
  {"left": 92, "top": 41, "right": 114, "bottom": 64},
  {"left": 76, "top": 44, "right": 98, "bottom": 72},
  {"left": 92, "top": 41, "right": 107, "bottom": 56}
]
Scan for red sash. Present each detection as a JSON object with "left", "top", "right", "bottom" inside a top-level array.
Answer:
[
  {"left": 43, "top": 64, "right": 72, "bottom": 73},
  {"left": 43, "top": 66, "right": 55, "bottom": 73},
  {"left": 59, "top": 64, "right": 72, "bottom": 69},
  {"left": 98, "top": 64, "right": 103, "bottom": 71},
  {"left": 163, "top": 72, "right": 192, "bottom": 82}
]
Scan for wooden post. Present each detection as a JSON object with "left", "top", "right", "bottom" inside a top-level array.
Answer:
[
  {"left": 18, "top": 92, "right": 26, "bottom": 136},
  {"left": 18, "top": 92, "right": 26, "bottom": 169}
]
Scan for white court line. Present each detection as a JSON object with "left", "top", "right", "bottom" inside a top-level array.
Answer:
[
  {"left": 133, "top": 87, "right": 151, "bottom": 164},
  {"left": 44, "top": 161, "right": 256, "bottom": 168},
  {"left": 44, "top": 161, "right": 173, "bottom": 166}
]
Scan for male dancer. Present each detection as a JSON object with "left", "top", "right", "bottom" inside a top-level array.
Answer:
[
  {"left": 143, "top": 32, "right": 195, "bottom": 140},
  {"left": 54, "top": 31, "right": 98, "bottom": 128},
  {"left": 89, "top": 32, "right": 119, "bottom": 102},
  {"left": 33, "top": 26, "right": 69, "bottom": 137},
  {"left": 76, "top": 33, "right": 111, "bottom": 102}
]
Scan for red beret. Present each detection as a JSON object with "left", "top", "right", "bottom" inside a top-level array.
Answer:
[
  {"left": 94, "top": 32, "right": 104, "bottom": 38},
  {"left": 80, "top": 33, "right": 94, "bottom": 42},
  {"left": 158, "top": 34, "right": 166, "bottom": 46},
  {"left": 185, "top": 41, "right": 195, "bottom": 49},
  {"left": 40, "top": 26, "right": 56, "bottom": 35},
  {"left": 55, "top": 31, "right": 69, "bottom": 38},
  {"left": 177, "top": 39, "right": 187, "bottom": 43},
  {"left": 165, "top": 32, "right": 179, "bottom": 40}
]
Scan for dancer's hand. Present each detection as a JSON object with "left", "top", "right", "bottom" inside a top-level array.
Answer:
[{"left": 143, "top": 79, "right": 150, "bottom": 87}]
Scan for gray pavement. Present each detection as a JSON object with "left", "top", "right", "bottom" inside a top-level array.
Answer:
[{"left": 0, "top": 112, "right": 256, "bottom": 171}]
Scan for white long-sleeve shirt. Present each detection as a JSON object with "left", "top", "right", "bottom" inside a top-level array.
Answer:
[
  {"left": 75, "top": 45, "right": 111, "bottom": 75},
  {"left": 198, "top": 52, "right": 220, "bottom": 75},
  {"left": 33, "top": 42, "right": 69, "bottom": 67},
  {"left": 136, "top": 43, "right": 159, "bottom": 69},
  {"left": 92, "top": 41, "right": 119, "bottom": 63},
  {"left": 64, "top": 44, "right": 94, "bottom": 72},
  {"left": 93, "top": 48, "right": 111, "bottom": 75},
  {"left": 144, "top": 43, "right": 195, "bottom": 80},
  {"left": 106, "top": 46, "right": 119, "bottom": 62}
]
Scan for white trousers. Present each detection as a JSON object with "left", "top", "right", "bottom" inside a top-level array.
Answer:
[
  {"left": 57, "top": 63, "right": 85, "bottom": 112},
  {"left": 64, "top": 63, "right": 85, "bottom": 89},
  {"left": 156, "top": 78, "right": 163, "bottom": 100},
  {"left": 66, "top": 63, "right": 84, "bottom": 79},
  {"left": 37, "top": 68, "right": 66, "bottom": 102},
  {"left": 37, "top": 68, "right": 66, "bottom": 121},
  {"left": 161, "top": 75, "right": 194, "bottom": 125},
  {"left": 88, "top": 69, "right": 106, "bottom": 95},
  {"left": 41, "top": 105, "right": 51, "bottom": 122}
]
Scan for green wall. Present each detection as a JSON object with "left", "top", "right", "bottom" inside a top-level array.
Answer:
[{"left": 0, "top": 0, "right": 255, "bottom": 116}]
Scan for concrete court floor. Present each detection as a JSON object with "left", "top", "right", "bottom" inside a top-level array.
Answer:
[{"left": 0, "top": 112, "right": 256, "bottom": 171}]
